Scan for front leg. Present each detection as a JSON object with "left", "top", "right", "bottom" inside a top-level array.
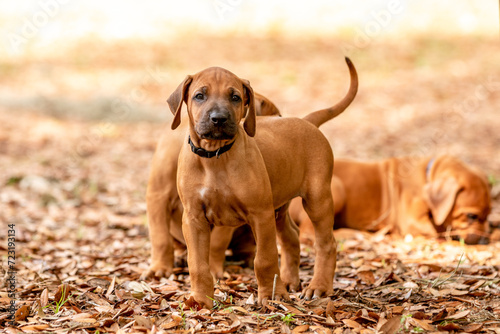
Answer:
[
  {"left": 182, "top": 212, "right": 214, "bottom": 309},
  {"left": 398, "top": 197, "right": 438, "bottom": 238},
  {"left": 249, "top": 210, "right": 289, "bottom": 304}
]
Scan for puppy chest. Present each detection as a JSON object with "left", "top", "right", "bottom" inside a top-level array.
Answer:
[{"left": 197, "top": 187, "right": 248, "bottom": 226}]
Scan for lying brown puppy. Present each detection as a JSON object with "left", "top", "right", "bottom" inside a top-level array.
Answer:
[
  {"left": 291, "top": 156, "right": 492, "bottom": 245},
  {"left": 142, "top": 93, "right": 281, "bottom": 280},
  {"left": 168, "top": 59, "right": 357, "bottom": 307}
]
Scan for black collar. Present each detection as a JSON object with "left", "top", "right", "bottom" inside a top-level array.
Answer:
[{"left": 188, "top": 136, "right": 235, "bottom": 159}]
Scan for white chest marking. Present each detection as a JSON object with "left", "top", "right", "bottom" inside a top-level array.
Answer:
[{"left": 199, "top": 187, "right": 208, "bottom": 199}]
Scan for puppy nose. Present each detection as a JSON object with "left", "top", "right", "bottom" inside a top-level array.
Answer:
[
  {"left": 464, "top": 234, "right": 489, "bottom": 245},
  {"left": 210, "top": 111, "right": 228, "bottom": 125},
  {"left": 477, "top": 236, "right": 490, "bottom": 245}
]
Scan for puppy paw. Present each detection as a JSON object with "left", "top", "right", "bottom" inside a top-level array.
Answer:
[
  {"left": 209, "top": 263, "right": 225, "bottom": 281},
  {"left": 300, "top": 280, "right": 333, "bottom": 300},
  {"left": 258, "top": 282, "right": 290, "bottom": 305},
  {"left": 281, "top": 271, "right": 301, "bottom": 293},
  {"left": 284, "top": 281, "right": 301, "bottom": 293},
  {"left": 140, "top": 263, "right": 173, "bottom": 280},
  {"left": 189, "top": 293, "right": 213, "bottom": 310}
]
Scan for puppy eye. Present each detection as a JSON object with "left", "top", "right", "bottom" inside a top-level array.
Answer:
[
  {"left": 194, "top": 93, "right": 204, "bottom": 100},
  {"left": 466, "top": 213, "right": 479, "bottom": 221},
  {"left": 231, "top": 95, "right": 241, "bottom": 102}
]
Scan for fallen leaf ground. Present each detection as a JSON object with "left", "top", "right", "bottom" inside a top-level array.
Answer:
[{"left": 1, "top": 34, "right": 500, "bottom": 333}]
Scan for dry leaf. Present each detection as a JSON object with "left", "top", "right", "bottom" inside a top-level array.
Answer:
[
  {"left": 462, "top": 323, "right": 483, "bottom": 333},
  {"left": 445, "top": 309, "right": 470, "bottom": 320},
  {"left": 71, "top": 312, "right": 93, "bottom": 320},
  {"left": 357, "top": 270, "right": 375, "bottom": 285},
  {"left": 54, "top": 283, "right": 71, "bottom": 304},
  {"left": 325, "top": 301, "right": 335, "bottom": 318},
  {"left": 293, "top": 324, "right": 310, "bottom": 333},
  {"left": 230, "top": 306, "right": 249, "bottom": 314},
  {"left": 161, "top": 318, "right": 182, "bottom": 330},
  {"left": 408, "top": 318, "right": 436, "bottom": 331},
  {"left": 431, "top": 309, "right": 448, "bottom": 322},
  {"left": 246, "top": 294, "right": 256, "bottom": 305},
  {"left": 184, "top": 295, "right": 202, "bottom": 311},
  {"left": 379, "top": 315, "right": 402, "bottom": 334},
  {"left": 229, "top": 313, "right": 241, "bottom": 330},
  {"left": 437, "top": 322, "right": 461, "bottom": 331},
  {"left": 342, "top": 319, "right": 363, "bottom": 329},
  {"left": 19, "top": 324, "right": 50, "bottom": 331},
  {"left": 309, "top": 325, "right": 332, "bottom": 334},
  {"left": 106, "top": 275, "right": 116, "bottom": 298},
  {"left": 128, "top": 281, "right": 144, "bottom": 292},
  {"left": 391, "top": 306, "right": 404, "bottom": 314},
  {"left": 15, "top": 305, "right": 30, "bottom": 321},
  {"left": 88, "top": 278, "right": 111, "bottom": 289},
  {"left": 134, "top": 315, "right": 152, "bottom": 329},
  {"left": 40, "top": 288, "right": 49, "bottom": 308},
  {"left": 402, "top": 288, "right": 412, "bottom": 300}
]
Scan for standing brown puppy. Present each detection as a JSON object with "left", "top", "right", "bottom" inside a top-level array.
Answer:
[
  {"left": 169, "top": 58, "right": 357, "bottom": 308},
  {"left": 142, "top": 93, "right": 281, "bottom": 280}
]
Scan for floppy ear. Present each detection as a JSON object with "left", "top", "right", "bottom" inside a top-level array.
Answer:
[
  {"left": 241, "top": 79, "right": 256, "bottom": 137},
  {"left": 254, "top": 93, "right": 282, "bottom": 117},
  {"left": 167, "top": 75, "right": 192, "bottom": 130},
  {"left": 423, "top": 177, "right": 461, "bottom": 226}
]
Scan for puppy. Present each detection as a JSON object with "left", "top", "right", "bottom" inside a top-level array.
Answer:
[
  {"left": 142, "top": 93, "right": 281, "bottom": 279},
  {"left": 291, "top": 155, "right": 492, "bottom": 244},
  {"left": 170, "top": 59, "right": 357, "bottom": 307}
]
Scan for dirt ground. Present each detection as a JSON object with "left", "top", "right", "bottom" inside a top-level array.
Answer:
[{"left": 1, "top": 34, "right": 500, "bottom": 333}]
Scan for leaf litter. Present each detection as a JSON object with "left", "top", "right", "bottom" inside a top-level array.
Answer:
[{"left": 1, "top": 36, "right": 500, "bottom": 333}]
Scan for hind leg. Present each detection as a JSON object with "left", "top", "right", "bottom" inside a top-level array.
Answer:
[
  {"left": 209, "top": 226, "right": 236, "bottom": 279},
  {"left": 142, "top": 191, "right": 177, "bottom": 279},
  {"left": 229, "top": 225, "right": 256, "bottom": 268},
  {"left": 300, "top": 189, "right": 337, "bottom": 300},
  {"left": 275, "top": 202, "right": 301, "bottom": 292}
]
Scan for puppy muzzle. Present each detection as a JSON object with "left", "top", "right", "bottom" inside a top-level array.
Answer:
[
  {"left": 452, "top": 232, "right": 489, "bottom": 245},
  {"left": 196, "top": 109, "right": 238, "bottom": 140}
]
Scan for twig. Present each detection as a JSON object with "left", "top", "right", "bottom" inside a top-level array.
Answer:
[
  {"left": 366, "top": 282, "right": 410, "bottom": 291},
  {"left": 457, "top": 275, "right": 499, "bottom": 281},
  {"left": 272, "top": 274, "right": 277, "bottom": 300}
]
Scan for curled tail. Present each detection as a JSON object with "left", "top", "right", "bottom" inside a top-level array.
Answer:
[{"left": 302, "top": 57, "right": 358, "bottom": 127}]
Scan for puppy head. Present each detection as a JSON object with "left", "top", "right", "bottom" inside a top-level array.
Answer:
[
  {"left": 424, "top": 158, "right": 491, "bottom": 244},
  {"left": 167, "top": 67, "right": 255, "bottom": 139}
]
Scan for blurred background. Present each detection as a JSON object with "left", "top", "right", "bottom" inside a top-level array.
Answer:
[{"left": 0, "top": 1, "right": 499, "bottom": 232}]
